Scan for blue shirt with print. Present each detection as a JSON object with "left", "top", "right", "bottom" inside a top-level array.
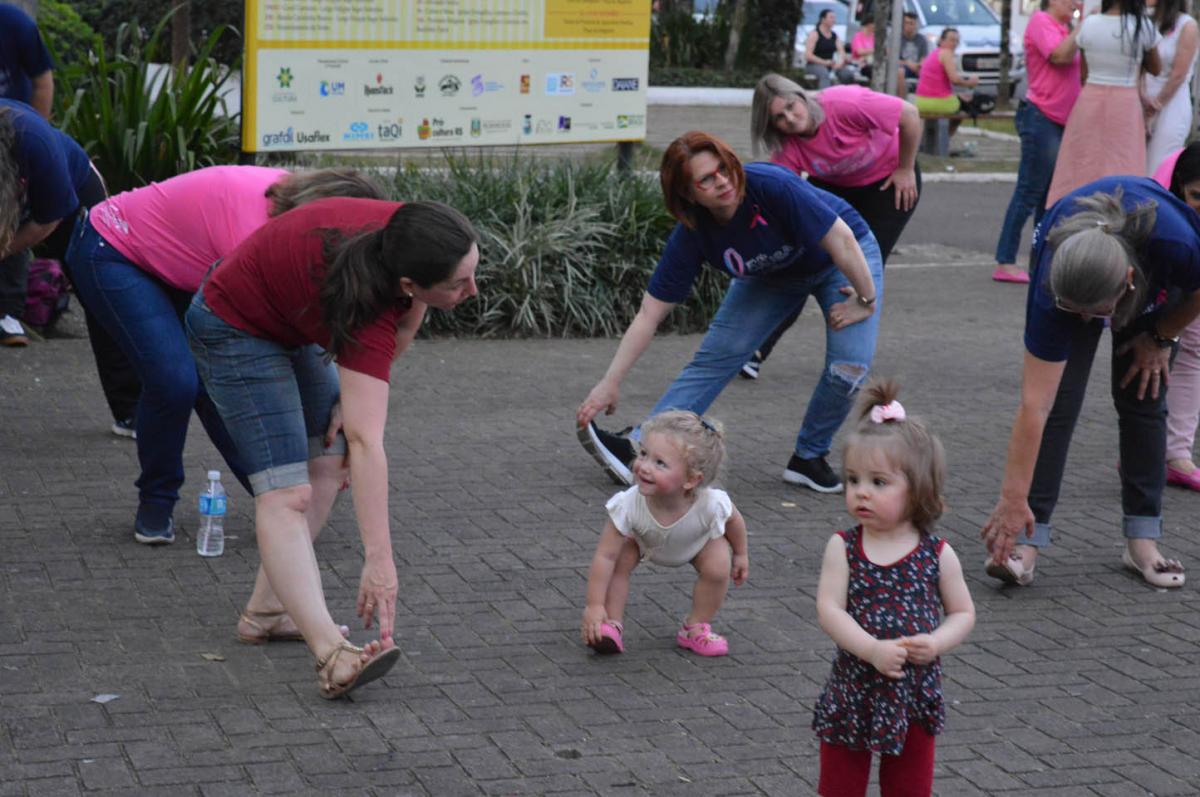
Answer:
[
  {"left": 1, "top": 98, "right": 91, "bottom": 224},
  {"left": 0, "top": 4, "right": 53, "bottom": 106},
  {"left": 646, "top": 162, "right": 874, "bottom": 304},
  {"left": 1024, "top": 177, "right": 1200, "bottom": 362}
]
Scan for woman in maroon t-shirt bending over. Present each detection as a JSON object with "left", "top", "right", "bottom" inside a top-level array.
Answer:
[{"left": 185, "top": 198, "right": 479, "bottom": 699}]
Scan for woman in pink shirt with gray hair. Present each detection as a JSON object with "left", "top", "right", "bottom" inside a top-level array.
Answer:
[
  {"left": 992, "top": 0, "right": 1082, "bottom": 285},
  {"left": 744, "top": 75, "right": 921, "bottom": 378},
  {"left": 65, "top": 166, "right": 384, "bottom": 560}
]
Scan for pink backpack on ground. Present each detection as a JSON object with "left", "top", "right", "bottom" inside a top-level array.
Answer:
[{"left": 23, "top": 258, "right": 71, "bottom": 330}]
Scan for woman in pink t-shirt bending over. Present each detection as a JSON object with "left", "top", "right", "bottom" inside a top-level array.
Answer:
[
  {"left": 742, "top": 74, "right": 921, "bottom": 378},
  {"left": 67, "top": 166, "right": 384, "bottom": 550},
  {"left": 185, "top": 199, "right": 480, "bottom": 699}
]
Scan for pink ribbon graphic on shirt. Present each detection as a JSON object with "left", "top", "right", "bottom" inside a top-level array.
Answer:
[
  {"left": 869, "top": 400, "right": 906, "bottom": 424},
  {"left": 749, "top": 205, "right": 769, "bottom": 230}
]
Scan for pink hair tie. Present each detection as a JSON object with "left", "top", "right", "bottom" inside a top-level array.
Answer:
[{"left": 869, "top": 400, "right": 906, "bottom": 424}]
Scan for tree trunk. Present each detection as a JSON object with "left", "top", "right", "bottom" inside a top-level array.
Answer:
[
  {"left": 998, "top": 0, "right": 1012, "bottom": 109},
  {"left": 870, "top": 0, "right": 892, "bottom": 93},
  {"left": 171, "top": 0, "right": 192, "bottom": 66},
  {"left": 724, "top": 0, "right": 750, "bottom": 71}
]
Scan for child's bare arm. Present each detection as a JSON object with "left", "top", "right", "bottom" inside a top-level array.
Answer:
[
  {"left": 581, "top": 521, "right": 625, "bottom": 644},
  {"left": 724, "top": 505, "right": 749, "bottom": 585},
  {"left": 816, "top": 534, "right": 907, "bottom": 679},
  {"left": 902, "top": 543, "right": 976, "bottom": 664}
]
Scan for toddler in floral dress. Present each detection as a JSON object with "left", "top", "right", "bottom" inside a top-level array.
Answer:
[
  {"left": 581, "top": 411, "right": 749, "bottom": 657},
  {"left": 813, "top": 380, "right": 975, "bottom": 796}
]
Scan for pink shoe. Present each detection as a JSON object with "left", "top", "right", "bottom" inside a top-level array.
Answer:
[
  {"left": 992, "top": 266, "right": 1031, "bottom": 284},
  {"left": 589, "top": 621, "right": 624, "bottom": 654},
  {"left": 1167, "top": 464, "right": 1200, "bottom": 492},
  {"left": 676, "top": 622, "right": 729, "bottom": 657}
]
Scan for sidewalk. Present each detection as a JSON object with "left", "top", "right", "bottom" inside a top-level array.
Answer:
[{"left": 2, "top": 255, "right": 1197, "bottom": 794}]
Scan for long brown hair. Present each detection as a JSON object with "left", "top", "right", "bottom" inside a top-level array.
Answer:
[
  {"left": 0, "top": 107, "right": 22, "bottom": 255},
  {"left": 265, "top": 168, "right": 386, "bottom": 217},
  {"left": 319, "top": 201, "right": 477, "bottom": 357}
]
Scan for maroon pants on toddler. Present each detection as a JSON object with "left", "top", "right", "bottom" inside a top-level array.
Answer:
[{"left": 817, "top": 723, "right": 935, "bottom": 797}]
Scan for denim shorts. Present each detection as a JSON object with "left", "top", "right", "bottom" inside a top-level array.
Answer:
[{"left": 184, "top": 287, "right": 346, "bottom": 495}]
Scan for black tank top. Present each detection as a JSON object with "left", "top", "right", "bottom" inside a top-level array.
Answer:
[{"left": 813, "top": 29, "right": 838, "bottom": 61}]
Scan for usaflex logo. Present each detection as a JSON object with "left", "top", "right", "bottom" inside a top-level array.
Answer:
[
  {"left": 343, "top": 120, "right": 374, "bottom": 142},
  {"left": 276, "top": 67, "right": 293, "bottom": 89},
  {"left": 439, "top": 75, "right": 461, "bottom": 96},
  {"left": 612, "top": 77, "right": 639, "bottom": 92},
  {"left": 319, "top": 80, "right": 345, "bottom": 97}
]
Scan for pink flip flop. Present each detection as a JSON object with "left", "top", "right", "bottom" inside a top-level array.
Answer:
[
  {"left": 992, "top": 266, "right": 1031, "bottom": 284},
  {"left": 676, "top": 622, "right": 729, "bottom": 657},
  {"left": 589, "top": 621, "right": 624, "bottom": 654},
  {"left": 1167, "top": 465, "right": 1200, "bottom": 492}
]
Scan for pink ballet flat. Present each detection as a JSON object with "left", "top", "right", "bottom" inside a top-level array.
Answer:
[
  {"left": 1167, "top": 465, "right": 1200, "bottom": 492},
  {"left": 992, "top": 266, "right": 1031, "bottom": 284},
  {"left": 676, "top": 622, "right": 729, "bottom": 657},
  {"left": 589, "top": 621, "right": 624, "bottom": 654}
]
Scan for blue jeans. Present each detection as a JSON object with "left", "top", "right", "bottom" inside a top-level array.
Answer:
[
  {"left": 646, "top": 235, "right": 884, "bottom": 459},
  {"left": 66, "top": 214, "right": 250, "bottom": 514},
  {"left": 185, "top": 288, "right": 345, "bottom": 496},
  {"left": 994, "top": 100, "right": 1064, "bottom": 265}
]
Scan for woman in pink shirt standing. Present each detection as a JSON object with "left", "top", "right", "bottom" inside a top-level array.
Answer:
[
  {"left": 742, "top": 74, "right": 921, "bottom": 378},
  {"left": 65, "top": 166, "right": 383, "bottom": 556},
  {"left": 992, "top": 0, "right": 1082, "bottom": 284}
]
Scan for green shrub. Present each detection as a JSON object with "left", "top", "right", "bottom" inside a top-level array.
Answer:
[
  {"left": 651, "top": 9, "right": 729, "bottom": 69},
  {"left": 53, "top": 11, "right": 241, "bottom": 194},
  {"left": 382, "top": 153, "right": 729, "bottom": 338},
  {"left": 38, "top": 0, "right": 102, "bottom": 62},
  {"left": 71, "top": 0, "right": 245, "bottom": 66}
]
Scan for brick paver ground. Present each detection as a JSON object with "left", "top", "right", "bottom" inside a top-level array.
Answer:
[{"left": 3, "top": 250, "right": 1199, "bottom": 795}]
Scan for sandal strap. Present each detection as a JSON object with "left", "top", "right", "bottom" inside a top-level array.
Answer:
[
  {"left": 315, "top": 641, "right": 363, "bottom": 676},
  {"left": 238, "top": 608, "right": 288, "bottom": 634},
  {"left": 681, "top": 621, "right": 715, "bottom": 639}
]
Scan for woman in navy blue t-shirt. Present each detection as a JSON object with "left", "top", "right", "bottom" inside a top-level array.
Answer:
[
  {"left": 982, "top": 176, "right": 1200, "bottom": 589},
  {"left": 575, "top": 131, "right": 883, "bottom": 494}
]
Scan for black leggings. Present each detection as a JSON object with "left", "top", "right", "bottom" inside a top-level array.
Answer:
[{"left": 755, "top": 164, "right": 922, "bottom": 362}]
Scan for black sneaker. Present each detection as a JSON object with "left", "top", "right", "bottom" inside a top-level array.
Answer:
[
  {"left": 577, "top": 422, "right": 635, "bottom": 485},
  {"left": 783, "top": 454, "right": 843, "bottom": 493},
  {"left": 740, "top": 350, "right": 763, "bottom": 380}
]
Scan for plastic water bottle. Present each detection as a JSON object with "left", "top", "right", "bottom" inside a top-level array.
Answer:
[{"left": 196, "top": 470, "right": 226, "bottom": 557}]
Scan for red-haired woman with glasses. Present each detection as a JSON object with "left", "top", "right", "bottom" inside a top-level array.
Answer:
[{"left": 576, "top": 131, "right": 883, "bottom": 495}]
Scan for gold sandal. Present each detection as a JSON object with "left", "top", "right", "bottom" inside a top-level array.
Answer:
[
  {"left": 315, "top": 641, "right": 401, "bottom": 700},
  {"left": 236, "top": 609, "right": 304, "bottom": 645}
]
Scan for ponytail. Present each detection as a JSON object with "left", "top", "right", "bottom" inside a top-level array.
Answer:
[{"left": 319, "top": 201, "right": 477, "bottom": 357}]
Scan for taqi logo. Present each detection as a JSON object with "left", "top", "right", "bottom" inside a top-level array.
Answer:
[
  {"left": 276, "top": 67, "right": 293, "bottom": 89},
  {"left": 417, "top": 118, "right": 431, "bottom": 140},
  {"left": 438, "top": 75, "right": 461, "bottom": 96},
  {"left": 376, "top": 120, "right": 403, "bottom": 141},
  {"left": 365, "top": 73, "right": 393, "bottom": 96}
]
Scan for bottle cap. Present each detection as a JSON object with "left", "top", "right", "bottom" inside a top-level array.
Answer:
[{"left": 207, "top": 470, "right": 221, "bottom": 481}]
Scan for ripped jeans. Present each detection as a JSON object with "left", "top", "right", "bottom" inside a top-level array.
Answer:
[{"left": 645, "top": 235, "right": 883, "bottom": 459}]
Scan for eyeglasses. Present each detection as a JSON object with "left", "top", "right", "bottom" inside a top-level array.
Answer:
[
  {"left": 693, "top": 163, "right": 730, "bottom": 192},
  {"left": 1054, "top": 283, "right": 1129, "bottom": 320}
]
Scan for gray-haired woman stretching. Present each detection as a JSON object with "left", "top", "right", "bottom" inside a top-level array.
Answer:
[{"left": 982, "top": 176, "right": 1200, "bottom": 589}]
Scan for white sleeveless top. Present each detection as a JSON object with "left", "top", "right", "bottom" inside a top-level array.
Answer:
[
  {"left": 1144, "top": 14, "right": 1197, "bottom": 96},
  {"left": 1077, "top": 13, "right": 1161, "bottom": 86},
  {"left": 605, "top": 486, "right": 733, "bottom": 567}
]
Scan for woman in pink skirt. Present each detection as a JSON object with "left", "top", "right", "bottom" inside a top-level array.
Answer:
[{"left": 1046, "top": 0, "right": 1161, "bottom": 208}]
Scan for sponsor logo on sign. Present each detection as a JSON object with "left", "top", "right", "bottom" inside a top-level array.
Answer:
[
  {"left": 581, "top": 68, "right": 605, "bottom": 93},
  {"left": 482, "top": 118, "right": 512, "bottom": 134},
  {"left": 612, "top": 77, "right": 639, "bottom": 92},
  {"left": 439, "top": 75, "right": 461, "bottom": 96},
  {"left": 545, "top": 73, "right": 575, "bottom": 96},
  {"left": 414, "top": 75, "right": 426, "bottom": 98},
  {"left": 470, "top": 118, "right": 481, "bottom": 137},
  {"left": 469, "top": 74, "right": 505, "bottom": 97},
  {"left": 261, "top": 127, "right": 331, "bottom": 148},
  {"left": 418, "top": 119, "right": 431, "bottom": 140},
  {"left": 558, "top": 116, "right": 571, "bottom": 132},
  {"left": 365, "top": 73, "right": 393, "bottom": 96},
  {"left": 522, "top": 114, "right": 532, "bottom": 135},
  {"left": 271, "top": 67, "right": 298, "bottom": 103},
  {"left": 376, "top": 121, "right": 403, "bottom": 141},
  {"left": 276, "top": 68, "right": 293, "bottom": 88},
  {"left": 616, "top": 114, "right": 645, "bottom": 129},
  {"left": 519, "top": 74, "right": 531, "bottom": 94},
  {"left": 343, "top": 121, "right": 374, "bottom": 142},
  {"left": 319, "top": 80, "right": 345, "bottom": 96},
  {"left": 535, "top": 118, "right": 553, "bottom": 134},
  {"left": 419, "top": 117, "right": 463, "bottom": 139}
]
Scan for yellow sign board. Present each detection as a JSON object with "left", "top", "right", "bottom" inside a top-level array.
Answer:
[{"left": 242, "top": 0, "right": 651, "bottom": 151}]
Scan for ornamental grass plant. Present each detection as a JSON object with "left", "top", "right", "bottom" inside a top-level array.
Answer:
[{"left": 386, "top": 153, "right": 729, "bottom": 338}]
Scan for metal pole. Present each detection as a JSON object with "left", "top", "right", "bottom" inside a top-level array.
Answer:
[{"left": 617, "top": 141, "right": 635, "bottom": 175}]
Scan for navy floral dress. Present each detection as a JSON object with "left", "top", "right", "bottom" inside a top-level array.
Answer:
[{"left": 812, "top": 526, "right": 946, "bottom": 755}]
